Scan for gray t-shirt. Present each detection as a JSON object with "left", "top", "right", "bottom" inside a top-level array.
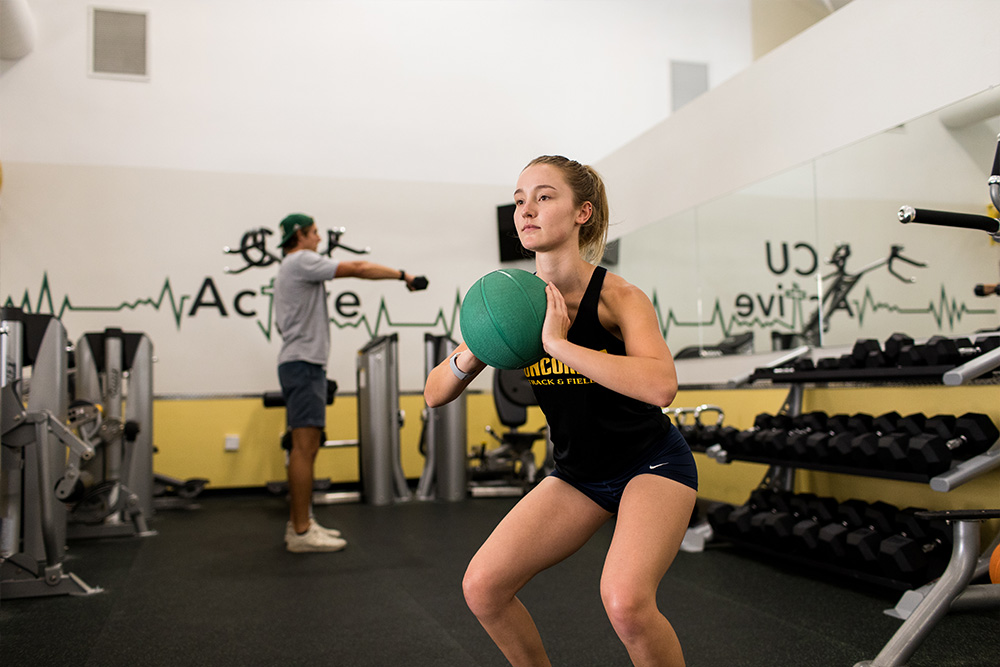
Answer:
[{"left": 275, "top": 250, "right": 340, "bottom": 367}]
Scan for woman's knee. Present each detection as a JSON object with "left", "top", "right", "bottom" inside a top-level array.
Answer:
[
  {"left": 463, "top": 561, "right": 508, "bottom": 619},
  {"left": 600, "top": 578, "right": 656, "bottom": 638}
]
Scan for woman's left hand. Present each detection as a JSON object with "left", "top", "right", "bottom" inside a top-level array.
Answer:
[{"left": 541, "top": 282, "right": 571, "bottom": 353}]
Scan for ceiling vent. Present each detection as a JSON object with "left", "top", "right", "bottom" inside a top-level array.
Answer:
[{"left": 89, "top": 8, "right": 148, "bottom": 80}]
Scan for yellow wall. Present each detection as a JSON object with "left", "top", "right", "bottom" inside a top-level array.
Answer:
[
  {"left": 154, "top": 384, "right": 998, "bottom": 526},
  {"left": 152, "top": 392, "right": 548, "bottom": 489}
]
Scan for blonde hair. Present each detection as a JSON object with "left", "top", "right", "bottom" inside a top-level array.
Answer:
[{"left": 524, "top": 155, "right": 609, "bottom": 264}]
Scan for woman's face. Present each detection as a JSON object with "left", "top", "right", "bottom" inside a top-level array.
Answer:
[{"left": 513, "top": 163, "right": 592, "bottom": 254}]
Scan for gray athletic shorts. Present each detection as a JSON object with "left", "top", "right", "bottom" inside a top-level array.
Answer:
[{"left": 278, "top": 361, "right": 326, "bottom": 429}]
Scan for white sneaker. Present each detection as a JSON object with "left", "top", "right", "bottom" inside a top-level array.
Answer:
[
  {"left": 285, "top": 523, "right": 347, "bottom": 553},
  {"left": 285, "top": 518, "right": 341, "bottom": 543}
]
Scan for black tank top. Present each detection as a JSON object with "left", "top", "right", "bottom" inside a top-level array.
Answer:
[{"left": 524, "top": 266, "right": 673, "bottom": 481}]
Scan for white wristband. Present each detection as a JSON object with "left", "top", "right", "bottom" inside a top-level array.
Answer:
[{"left": 449, "top": 353, "right": 471, "bottom": 381}]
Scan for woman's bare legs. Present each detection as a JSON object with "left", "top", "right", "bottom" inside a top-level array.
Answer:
[
  {"left": 463, "top": 476, "right": 612, "bottom": 666},
  {"left": 600, "top": 475, "right": 697, "bottom": 666}
]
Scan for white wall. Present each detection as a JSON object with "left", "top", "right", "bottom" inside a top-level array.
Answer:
[
  {"left": 3, "top": 0, "right": 999, "bottom": 396},
  {"left": 598, "top": 0, "right": 1000, "bottom": 239},
  {"left": 0, "top": 162, "right": 509, "bottom": 394},
  {"left": 0, "top": 0, "right": 753, "bottom": 395},
  {"left": 0, "top": 0, "right": 752, "bottom": 184}
]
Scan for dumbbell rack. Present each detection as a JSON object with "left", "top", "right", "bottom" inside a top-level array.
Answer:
[
  {"left": 707, "top": 494, "right": 945, "bottom": 592},
  {"left": 734, "top": 338, "right": 1000, "bottom": 492},
  {"left": 696, "top": 338, "right": 1000, "bottom": 665}
]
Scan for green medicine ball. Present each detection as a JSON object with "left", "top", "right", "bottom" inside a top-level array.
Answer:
[{"left": 460, "top": 269, "right": 548, "bottom": 370}]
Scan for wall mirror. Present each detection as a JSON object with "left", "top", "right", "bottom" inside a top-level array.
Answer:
[{"left": 618, "top": 86, "right": 1000, "bottom": 359}]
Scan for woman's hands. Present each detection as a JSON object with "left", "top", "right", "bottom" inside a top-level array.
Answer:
[
  {"left": 541, "top": 282, "right": 571, "bottom": 357},
  {"left": 537, "top": 277, "right": 678, "bottom": 407}
]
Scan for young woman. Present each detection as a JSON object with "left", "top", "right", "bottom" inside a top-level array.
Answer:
[{"left": 424, "top": 156, "right": 698, "bottom": 666}]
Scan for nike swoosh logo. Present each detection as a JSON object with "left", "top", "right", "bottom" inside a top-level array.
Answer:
[{"left": 649, "top": 462, "right": 670, "bottom": 470}]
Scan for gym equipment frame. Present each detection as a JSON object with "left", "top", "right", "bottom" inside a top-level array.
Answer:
[
  {"left": 1, "top": 309, "right": 101, "bottom": 598},
  {"left": 416, "top": 334, "right": 468, "bottom": 502},
  {"left": 68, "top": 328, "right": 156, "bottom": 539},
  {"left": 356, "top": 333, "right": 412, "bottom": 506}
]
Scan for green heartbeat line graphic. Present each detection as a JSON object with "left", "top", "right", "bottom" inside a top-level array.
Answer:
[
  {"left": 853, "top": 284, "right": 996, "bottom": 329},
  {"left": 652, "top": 283, "right": 814, "bottom": 339},
  {"left": 5, "top": 273, "right": 996, "bottom": 343},
  {"left": 5, "top": 272, "right": 462, "bottom": 342},
  {"left": 650, "top": 284, "right": 996, "bottom": 339},
  {"left": 6, "top": 272, "right": 191, "bottom": 327},
  {"left": 326, "top": 292, "right": 462, "bottom": 340}
]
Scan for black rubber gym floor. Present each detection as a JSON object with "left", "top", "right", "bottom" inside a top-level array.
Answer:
[{"left": 2, "top": 492, "right": 997, "bottom": 666}]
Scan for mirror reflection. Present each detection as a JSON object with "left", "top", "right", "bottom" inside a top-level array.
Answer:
[{"left": 617, "top": 86, "right": 1000, "bottom": 360}]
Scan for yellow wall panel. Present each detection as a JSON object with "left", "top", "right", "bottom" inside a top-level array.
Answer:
[{"left": 152, "top": 383, "right": 999, "bottom": 541}]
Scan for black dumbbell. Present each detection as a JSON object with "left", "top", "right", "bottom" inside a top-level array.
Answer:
[
  {"left": 726, "top": 505, "right": 755, "bottom": 537},
  {"left": 922, "top": 335, "right": 1000, "bottom": 366},
  {"left": 726, "top": 488, "right": 781, "bottom": 538},
  {"left": 754, "top": 488, "right": 793, "bottom": 513},
  {"left": 728, "top": 413, "right": 774, "bottom": 457},
  {"left": 849, "top": 411, "right": 901, "bottom": 468},
  {"left": 789, "top": 495, "right": 837, "bottom": 554},
  {"left": 744, "top": 488, "right": 789, "bottom": 543},
  {"left": 792, "top": 357, "right": 816, "bottom": 372},
  {"left": 844, "top": 501, "right": 899, "bottom": 573},
  {"left": 903, "top": 414, "right": 954, "bottom": 474},
  {"left": 907, "top": 412, "right": 999, "bottom": 475},
  {"left": 816, "top": 356, "right": 842, "bottom": 370},
  {"left": 760, "top": 492, "right": 818, "bottom": 549},
  {"left": 851, "top": 338, "right": 886, "bottom": 368},
  {"left": 707, "top": 502, "right": 736, "bottom": 537},
  {"left": 896, "top": 342, "right": 930, "bottom": 367},
  {"left": 773, "top": 412, "right": 828, "bottom": 460},
  {"left": 827, "top": 413, "right": 875, "bottom": 463},
  {"left": 817, "top": 499, "right": 870, "bottom": 562},
  {"left": 754, "top": 414, "right": 795, "bottom": 457},
  {"left": 737, "top": 414, "right": 791, "bottom": 457},
  {"left": 749, "top": 489, "right": 796, "bottom": 545},
  {"left": 879, "top": 507, "right": 953, "bottom": 584},
  {"left": 759, "top": 511, "right": 794, "bottom": 549},
  {"left": 792, "top": 413, "right": 847, "bottom": 461},
  {"left": 817, "top": 523, "right": 849, "bottom": 561},
  {"left": 714, "top": 421, "right": 744, "bottom": 457},
  {"left": 837, "top": 353, "right": 858, "bottom": 370},
  {"left": 883, "top": 333, "right": 915, "bottom": 366},
  {"left": 875, "top": 413, "right": 927, "bottom": 471}
]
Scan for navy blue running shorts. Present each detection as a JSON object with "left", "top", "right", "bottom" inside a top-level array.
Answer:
[
  {"left": 278, "top": 361, "right": 327, "bottom": 430},
  {"left": 550, "top": 428, "right": 698, "bottom": 513}
]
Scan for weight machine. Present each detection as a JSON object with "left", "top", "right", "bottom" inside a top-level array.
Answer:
[
  {"left": 0, "top": 308, "right": 100, "bottom": 598},
  {"left": 466, "top": 368, "right": 549, "bottom": 497},
  {"left": 415, "top": 339, "right": 550, "bottom": 500},
  {"left": 415, "top": 334, "right": 468, "bottom": 502},
  {"left": 356, "top": 333, "right": 412, "bottom": 506},
  {"left": 262, "top": 334, "right": 412, "bottom": 506},
  {"left": 64, "top": 328, "right": 157, "bottom": 539}
]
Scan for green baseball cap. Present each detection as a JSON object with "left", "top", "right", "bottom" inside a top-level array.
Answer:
[{"left": 279, "top": 213, "right": 315, "bottom": 247}]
